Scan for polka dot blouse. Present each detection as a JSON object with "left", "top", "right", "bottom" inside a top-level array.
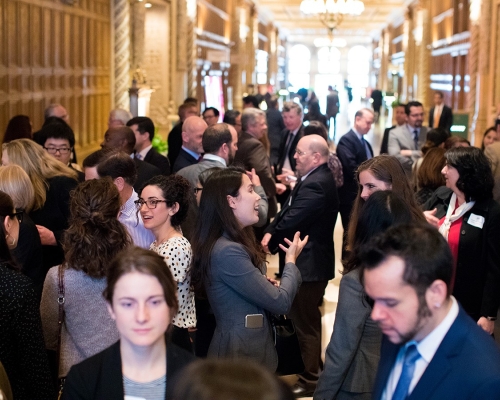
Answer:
[{"left": 150, "top": 236, "right": 196, "bottom": 328}]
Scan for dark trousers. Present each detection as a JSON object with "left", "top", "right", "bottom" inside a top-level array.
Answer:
[
  {"left": 171, "top": 325, "right": 193, "bottom": 354},
  {"left": 339, "top": 202, "right": 353, "bottom": 261},
  {"left": 289, "top": 280, "right": 329, "bottom": 383}
]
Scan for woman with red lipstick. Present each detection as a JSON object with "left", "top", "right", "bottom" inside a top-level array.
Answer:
[
  {"left": 137, "top": 175, "right": 195, "bottom": 353},
  {"left": 423, "top": 147, "right": 500, "bottom": 334},
  {"left": 191, "top": 167, "right": 307, "bottom": 371},
  {"left": 62, "top": 247, "right": 196, "bottom": 400}
]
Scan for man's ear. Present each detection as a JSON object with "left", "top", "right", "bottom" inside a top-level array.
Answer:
[
  {"left": 426, "top": 279, "right": 448, "bottom": 309},
  {"left": 114, "top": 177, "right": 125, "bottom": 192}
]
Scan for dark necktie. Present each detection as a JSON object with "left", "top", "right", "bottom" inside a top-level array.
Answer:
[
  {"left": 135, "top": 153, "right": 142, "bottom": 160},
  {"left": 413, "top": 130, "right": 419, "bottom": 150},
  {"left": 284, "top": 131, "right": 294, "bottom": 157},
  {"left": 392, "top": 343, "right": 421, "bottom": 400},
  {"left": 361, "top": 137, "right": 372, "bottom": 160},
  {"left": 197, "top": 155, "right": 203, "bottom": 162}
]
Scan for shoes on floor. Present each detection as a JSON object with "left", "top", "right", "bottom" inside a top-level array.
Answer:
[{"left": 291, "top": 380, "right": 316, "bottom": 398}]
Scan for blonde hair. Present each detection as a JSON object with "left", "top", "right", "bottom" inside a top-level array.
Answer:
[
  {"left": 2, "top": 139, "right": 78, "bottom": 210},
  {"left": 0, "top": 165, "right": 35, "bottom": 211}
]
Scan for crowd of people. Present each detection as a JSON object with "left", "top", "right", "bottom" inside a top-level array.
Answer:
[{"left": 0, "top": 92, "right": 499, "bottom": 400}]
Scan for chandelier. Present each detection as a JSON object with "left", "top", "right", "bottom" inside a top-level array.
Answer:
[{"left": 300, "top": 0, "right": 365, "bottom": 32}]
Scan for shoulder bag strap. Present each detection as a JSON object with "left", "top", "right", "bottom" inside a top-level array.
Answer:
[{"left": 56, "top": 265, "right": 65, "bottom": 372}]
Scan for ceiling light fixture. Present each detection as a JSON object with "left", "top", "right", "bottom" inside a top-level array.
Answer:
[{"left": 300, "top": 0, "right": 364, "bottom": 33}]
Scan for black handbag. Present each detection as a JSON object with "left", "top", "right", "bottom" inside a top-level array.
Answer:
[{"left": 270, "top": 314, "right": 305, "bottom": 376}]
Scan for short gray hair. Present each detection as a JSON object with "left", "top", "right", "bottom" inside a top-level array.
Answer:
[
  {"left": 241, "top": 108, "right": 265, "bottom": 132},
  {"left": 109, "top": 108, "right": 133, "bottom": 126}
]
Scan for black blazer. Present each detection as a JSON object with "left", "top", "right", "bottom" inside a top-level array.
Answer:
[
  {"left": 423, "top": 187, "right": 500, "bottom": 320},
  {"left": 62, "top": 340, "right": 196, "bottom": 400},
  {"left": 372, "top": 306, "right": 500, "bottom": 400},
  {"left": 133, "top": 158, "right": 162, "bottom": 193},
  {"left": 428, "top": 105, "right": 453, "bottom": 132},
  {"left": 380, "top": 125, "right": 395, "bottom": 154},
  {"left": 172, "top": 148, "right": 198, "bottom": 174},
  {"left": 275, "top": 125, "right": 304, "bottom": 174},
  {"left": 265, "top": 163, "right": 338, "bottom": 282},
  {"left": 143, "top": 147, "right": 171, "bottom": 175},
  {"left": 336, "top": 130, "right": 373, "bottom": 206}
]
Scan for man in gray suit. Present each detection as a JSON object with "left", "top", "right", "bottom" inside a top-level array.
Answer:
[{"left": 388, "top": 101, "right": 428, "bottom": 176}]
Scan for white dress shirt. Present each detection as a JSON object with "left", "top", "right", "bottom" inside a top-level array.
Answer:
[{"left": 119, "top": 190, "right": 155, "bottom": 249}]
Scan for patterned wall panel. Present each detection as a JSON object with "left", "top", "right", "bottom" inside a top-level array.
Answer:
[{"left": 0, "top": 0, "right": 111, "bottom": 155}]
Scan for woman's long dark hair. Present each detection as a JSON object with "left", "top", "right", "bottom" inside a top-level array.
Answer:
[
  {"left": 191, "top": 167, "right": 266, "bottom": 293},
  {"left": 343, "top": 190, "right": 414, "bottom": 274}
]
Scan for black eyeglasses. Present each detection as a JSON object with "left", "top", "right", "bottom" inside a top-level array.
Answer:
[
  {"left": 10, "top": 211, "right": 23, "bottom": 223},
  {"left": 44, "top": 147, "right": 72, "bottom": 155},
  {"left": 194, "top": 187, "right": 203, "bottom": 195},
  {"left": 134, "top": 199, "right": 168, "bottom": 209}
]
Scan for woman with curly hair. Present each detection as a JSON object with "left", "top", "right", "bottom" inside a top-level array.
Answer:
[
  {"left": 423, "top": 147, "right": 500, "bottom": 334},
  {"left": 40, "top": 179, "right": 131, "bottom": 380},
  {"left": 2, "top": 139, "right": 78, "bottom": 273},
  {"left": 138, "top": 175, "right": 196, "bottom": 352}
]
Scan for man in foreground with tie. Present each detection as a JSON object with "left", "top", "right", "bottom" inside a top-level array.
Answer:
[
  {"left": 388, "top": 101, "right": 428, "bottom": 176},
  {"left": 336, "top": 108, "right": 374, "bottom": 259},
  {"left": 361, "top": 224, "right": 500, "bottom": 400},
  {"left": 262, "top": 135, "right": 338, "bottom": 396}
]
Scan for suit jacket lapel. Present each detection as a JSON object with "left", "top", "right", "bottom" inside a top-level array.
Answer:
[
  {"left": 372, "top": 337, "right": 400, "bottom": 400},
  {"left": 408, "top": 309, "right": 466, "bottom": 400}
]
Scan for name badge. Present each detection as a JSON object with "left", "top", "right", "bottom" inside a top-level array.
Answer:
[
  {"left": 125, "top": 396, "right": 146, "bottom": 400},
  {"left": 467, "top": 213, "right": 485, "bottom": 229}
]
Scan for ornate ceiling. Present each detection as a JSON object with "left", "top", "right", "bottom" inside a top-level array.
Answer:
[{"left": 256, "top": 0, "right": 410, "bottom": 45}]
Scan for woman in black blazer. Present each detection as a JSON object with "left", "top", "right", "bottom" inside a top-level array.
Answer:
[
  {"left": 424, "top": 147, "right": 500, "bottom": 334},
  {"left": 62, "top": 247, "right": 196, "bottom": 400}
]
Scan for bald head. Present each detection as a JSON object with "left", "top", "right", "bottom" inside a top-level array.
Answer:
[
  {"left": 294, "top": 134, "right": 329, "bottom": 176},
  {"left": 101, "top": 126, "right": 136, "bottom": 154},
  {"left": 182, "top": 116, "right": 207, "bottom": 154}
]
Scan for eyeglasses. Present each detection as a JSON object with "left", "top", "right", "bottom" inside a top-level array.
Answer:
[
  {"left": 294, "top": 149, "right": 318, "bottom": 156},
  {"left": 134, "top": 199, "right": 168, "bottom": 209},
  {"left": 194, "top": 187, "right": 203, "bottom": 195},
  {"left": 44, "top": 147, "right": 72, "bottom": 155},
  {"left": 203, "top": 114, "right": 217, "bottom": 120},
  {"left": 10, "top": 211, "right": 23, "bottom": 223}
]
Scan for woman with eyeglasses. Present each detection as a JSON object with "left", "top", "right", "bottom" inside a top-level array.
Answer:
[
  {"left": 2, "top": 139, "right": 78, "bottom": 276},
  {"left": 40, "top": 179, "right": 131, "bottom": 382},
  {"left": 138, "top": 174, "right": 196, "bottom": 352},
  {"left": 0, "top": 190, "right": 54, "bottom": 400}
]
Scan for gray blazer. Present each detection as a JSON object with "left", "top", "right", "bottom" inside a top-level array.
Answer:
[
  {"left": 314, "top": 269, "right": 382, "bottom": 400},
  {"left": 206, "top": 235, "right": 302, "bottom": 371},
  {"left": 388, "top": 125, "right": 427, "bottom": 175}
]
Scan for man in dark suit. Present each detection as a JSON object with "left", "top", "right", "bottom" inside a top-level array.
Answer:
[
  {"left": 167, "top": 101, "right": 199, "bottom": 167},
  {"left": 276, "top": 101, "right": 305, "bottom": 176},
  {"left": 126, "top": 116, "right": 170, "bottom": 175},
  {"left": 100, "top": 126, "right": 161, "bottom": 192},
  {"left": 266, "top": 97, "right": 286, "bottom": 166},
  {"left": 326, "top": 86, "right": 340, "bottom": 135},
  {"left": 428, "top": 91, "right": 453, "bottom": 132},
  {"left": 336, "top": 108, "right": 374, "bottom": 258},
  {"left": 234, "top": 108, "right": 280, "bottom": 222},
  {"left": 361, "top": 224, "right": 500, "bottom": 400},
  {"left": 380, "top": 103, "right": 407, "bottom": 154},
  {"left": 262, "top": 135, "right": 338, "bottom": 396},
  {"left": 172, "top": 116, "right": 207, "bottom": 173}
]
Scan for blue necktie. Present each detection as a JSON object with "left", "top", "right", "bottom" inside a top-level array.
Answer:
[
  {"left": 413, "top": 130, "right": 419, "bottom": 150},
  {"left": 392, "top": 343, "right": 421, "bottom": 400},
  {"left": 361, "top": 137, "right": 372, "bottom": 160}
]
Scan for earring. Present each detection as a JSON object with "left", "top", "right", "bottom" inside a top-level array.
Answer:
[{"left": 5, "top": 234, "right": 15, "bottom": 247}]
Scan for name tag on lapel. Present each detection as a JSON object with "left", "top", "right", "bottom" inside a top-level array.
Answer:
[
  {"left": 125, "top": 396, "right": 146, "bottom": 400},
  {"left": 467, "top": 213, "right": 485, "bottom": 229}
]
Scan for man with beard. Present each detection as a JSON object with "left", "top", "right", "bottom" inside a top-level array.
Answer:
[
  {"left": 361, "top": 224, "right": 500, "bottom": 400},
  {"left": 388, "top": 101, "right": 428, "bottom": 176}
]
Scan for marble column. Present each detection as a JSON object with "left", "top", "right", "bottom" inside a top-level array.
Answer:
[{"left": 113, "top": 0, "right": 131, "bottom": 110}]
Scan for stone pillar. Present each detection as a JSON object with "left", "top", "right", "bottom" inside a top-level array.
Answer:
[
  {"left": 416, "top": 3, "right": 431, "bottom": 108},
  {"left": 132, "top": 1, "right": 146, "bottom": 72},
  {"left": 471, "top": 0, "right": 492, "bottom": 145},
  {"left": 379, "top": 29, "right": 389, "bottom": 92},
  {"left": 402, "top": 7, "right": 415, "bottom": 102},
  {"left": 228, "top": 1, "right": 246, "bottom": 109},
  {"left": 245, "top": 5, "right": 257, "bottom": 93},
  {"left": 113, "top": 0, "right": 131, "bottom": 110}
]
